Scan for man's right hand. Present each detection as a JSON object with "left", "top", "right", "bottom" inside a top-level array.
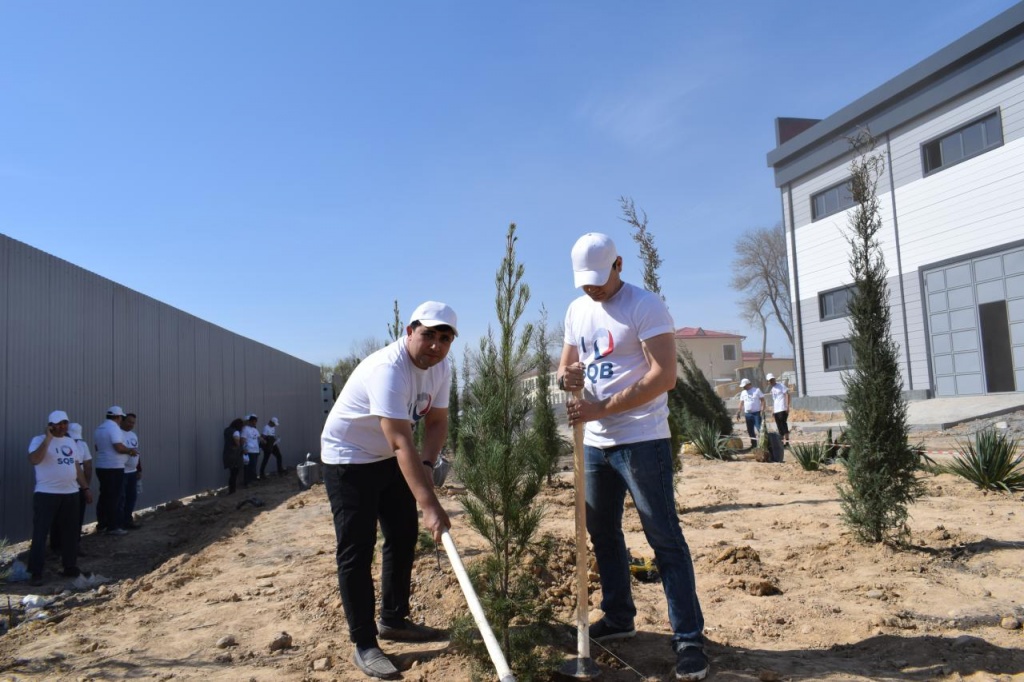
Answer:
[{"left": 421, "top": 501, "right": 450, "bottom": 543}]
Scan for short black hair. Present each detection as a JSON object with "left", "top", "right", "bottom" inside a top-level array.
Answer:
[{"left": 410, "top": 321, "right": 455, "bottom": 335}]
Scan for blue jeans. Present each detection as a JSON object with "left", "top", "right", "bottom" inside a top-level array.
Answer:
[
  {"left": 120, "top": 471, "right": 138, "bottom": 527},
  {"left": 585, "top": 438, "right": 704, "bottom": 645},
  {"left": 744, "top": 411, "right": 763, "bottom": 442}
]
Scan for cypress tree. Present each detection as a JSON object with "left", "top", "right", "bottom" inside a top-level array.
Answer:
[
  {"left": 532, "top": 306, "right": 568, "bottom": 483},
  {"left": 448, "top": 358, "right": 461, "bottom": 455},
  {"left": 838, "top": 134, "right": 922, "bottom": 544},
  {"left": 455, "top": 224, "right": 552, "bottom": 674}
]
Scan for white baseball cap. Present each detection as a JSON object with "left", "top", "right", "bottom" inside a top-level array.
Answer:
[
  {"left": 270, "top": 417, "right": 279, "bottom": 425},
  {"left": 245, "top": 413, "right": 258, "bottom": 421},
  {"left": 571, "top": 233, "right": 618, "bottom": 288},
  {"left": 739, "top": 378, "right": 751, "bottom": 387},
  {"left": 107, "top": 406, "right": 125, "bottom": 417},
  {"left": 48, "top": 410, "right": 70, "bottom": 424},
  {"left": 408, "top": 301, "right": 459, "bottom": 336},
  {"left": 766, "top": 373, "right": 776, "bottom": 381},
  {"left": 68, "top": 423, "right": 83, "bottom": 439}
]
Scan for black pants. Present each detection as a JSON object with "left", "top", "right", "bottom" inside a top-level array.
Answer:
[
  {"left": 773, "top": 410, "right": 790, "bottom": 442},
  {"left": 30, "top": 492, "right": 80, "bottom": 577},
  {"left": 227, "top": 466, "right": 241, "bottom": 494},
  {"left": 260, "top": 438, "right": 283, "bottom": 476},
  {"left": 49, "top": 488, "right": 87, "bottom": 551},
  {"left": 95, "top": 467, "right": 125, "bottom": 531},
  {"left": 323, "top": 458, "right": 418, "bottom": 648}
]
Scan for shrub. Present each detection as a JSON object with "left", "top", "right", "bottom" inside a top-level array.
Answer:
[
  {"left": 791, "top": 441, "right": 829, "bottom": 471},
  {"left": 691, "top": 421, "right": 733, "bottom": 461},
  {"left": 939, "top": 429, "right": 1024, "bottom": 492}
]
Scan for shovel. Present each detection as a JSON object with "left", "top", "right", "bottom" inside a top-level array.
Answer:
[{"left": 559, "top": 390, "right": 600, "bottom": 679}]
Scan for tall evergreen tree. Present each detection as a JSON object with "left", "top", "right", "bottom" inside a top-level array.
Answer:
[
  {"left": 387, "top": 299, "right": 402, "bottom": 342},
  {"left": 838, "top": 133, "right": 922, "bottom": 544},
  {"left": 455, "top": 224, "right": 552, "bottom": 674},
  {"left": 674, "top": 347, "right": 733, "bottom": 440}
]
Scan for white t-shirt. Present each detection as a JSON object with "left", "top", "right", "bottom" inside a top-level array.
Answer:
[
  {"left": 563, "top": 282, "right": 675, "bottom": 448},
  {"left": 123, "top": 430, "right": 140, "bottom": 473},
  {"left": 240, "top": 425, "right": 261, "bottom": 454},
  {"left": 29, "top": 434, "right": 81, "bottom": 494},
  {"left": 262, "top": 424, "right": 277, "bottom": 439},
  {"left": 73, "top": 439, "right": 92, "bottom": 465},
  {"left": 94, "top": 418, "right": 127, "bottom": 469},
  {"left": 740, "top": 387, "right": 765, "bottom": 413},
  {"left": 768, "top": 382, "right": 789, "bottom": 412},
  {"left": 321, "top": 337, "right": 451, "bottom": 465}
]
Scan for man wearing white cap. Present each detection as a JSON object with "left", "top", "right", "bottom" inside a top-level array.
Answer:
[
  {"left": 28, "top": 410, "right": 92, "bottom": 585},
  {"left": 321, "top": 301, "right": 456, "bottom": 679},
  {"left": 93, "top": 406, "right": 137, "bottom": 535},
  {"left": 766, "top": 374, "right": 791, "bottom": 447},
  {"left": 49, "top": 422, "right": 93, "bottom": 554},
  {"left": 737, "top": 378, "right": 765, "bottom": 450},
  {"left": 260, "top": 417, "right": 284, "bottom": 478},
  {"left": 240, "top": 414, "right": 264, "bottom": 484},
  {"left": 557, "top": 233, "right": 709, "bottom": 681}
]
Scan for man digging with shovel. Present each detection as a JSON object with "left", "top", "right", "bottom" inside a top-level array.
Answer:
[{"left": 558, "top": 233, "right": 709, "bottom": 681}]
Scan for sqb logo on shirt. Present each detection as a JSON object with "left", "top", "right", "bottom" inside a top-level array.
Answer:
[
  {"left": 580, "top": 329, "right": 616, "bottom": 384},
  {"left": 57, "top": 443, "right": 75, "bottom": 465},
  {"left": 411, "top": 392, "right": 432, "bottom": 422}
]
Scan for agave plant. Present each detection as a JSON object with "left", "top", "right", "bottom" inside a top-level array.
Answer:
[
  {"left": 940, "top": 428, "right": 1024, "bottom": 492},
  {"left": 791, "top": 441, "right": 829, "bottom": 471},
  {"left": 691, "top": 421, "right": 733, "bottom": 461}
]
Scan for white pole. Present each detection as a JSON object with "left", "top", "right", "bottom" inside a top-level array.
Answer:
[{"left": 440, "top": 530, "right": 516, "bottom": 682}]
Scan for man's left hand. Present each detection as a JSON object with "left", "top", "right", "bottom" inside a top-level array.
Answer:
[{"left": 567, "top": 397, "right": 604, "bottom": 426}]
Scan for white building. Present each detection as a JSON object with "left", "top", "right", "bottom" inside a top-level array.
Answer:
[{"left": 767, "top": 3, "right": 1024, "bottom": 402}]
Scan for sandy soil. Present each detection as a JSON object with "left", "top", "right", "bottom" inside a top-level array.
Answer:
[{"left": 2, "top": 438, "right": 1023, "bottom": 682}]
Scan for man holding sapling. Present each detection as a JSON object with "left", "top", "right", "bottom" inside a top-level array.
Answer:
[
  {"left": 321, "top": 301, "right": 456, "bottom": 679},
  {"left": 558, "top": 233, "right": 709, "bottom": 681}
]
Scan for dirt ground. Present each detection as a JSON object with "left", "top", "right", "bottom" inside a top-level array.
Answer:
[{"left": 2, "top": 425, "right": 1023, "bottom": 681}]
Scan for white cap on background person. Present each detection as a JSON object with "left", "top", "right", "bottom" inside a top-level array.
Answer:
[
  {"left": 408, "top": 301, "right": 459, "bottom": 336},
  {"left": 571, "top": 233, "right": 618, "bottom": 288},
  {"left": 106, "top": 406, "right": 125, "bottom": 417},
  {"left": 245, "top": 413, "right": 257, "bottom": 421},
  {"left": 68, "top": 423, "right": 83, "bottom": 439},
  {"left": 48, "top": 410, "right": 70, "bottom": 424},
  {"left": 766, "top": 373, "right": 776, "bottom": 381},
  {"left": 270, "top": 417, "right": 279, "bottom": 426},
  {"left": 739, "top": 378, "right": 751, "bottom": 388}
]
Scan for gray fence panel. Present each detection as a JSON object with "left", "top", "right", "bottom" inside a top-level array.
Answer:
[{"left": 0, "top": 234, "right": 322, "bottom": 542}]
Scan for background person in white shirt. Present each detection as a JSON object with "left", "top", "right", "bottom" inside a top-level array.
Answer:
[
  {"left": 260, "top": 417, "right": 284, "bottom": 478},
  {"left": 119, "top": 413, "right": 142, "bottom": 529},
  {"left": 737, "top": 378, "right": 765, "bottom": 449},
  {"left": 93, "top": 406, "right": 137, "bottom": 535},
  {"left": 28, "top": 410, "right": 92, "bottom": 586},
  {"left": 766, "top": 373, "right": 791, "bottom": 447},
  {"left": 320, "top": 301, "right": 455, "bottom": 679},
  {"left": 50, "top": 422, "right": 93, "bottom": 554},
  {"left": 240, "top": 414, "right": 264, "bottom": 485}
]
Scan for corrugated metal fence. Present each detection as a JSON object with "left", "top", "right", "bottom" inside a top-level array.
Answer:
[{"left": 0, "top": 234, "right": 322, "bottom": 542}]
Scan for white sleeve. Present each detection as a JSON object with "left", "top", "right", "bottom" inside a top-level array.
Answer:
[
  {"left": 109, "top": 425, "right": 126, "bottom": 446},
  {"left": 365, "top": 363, "right": 413, "bottom": 420},
  {"left": 28, "top": 435, "right": 45, "bottom": 453},
  {"left": 634, "top": 293, "right": 675, "bottom": 342}
]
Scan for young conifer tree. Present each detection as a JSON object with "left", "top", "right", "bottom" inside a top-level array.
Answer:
[
  {"left": 448, "top": 358, "right": 461, "bottom": 455},
  {"left": 455, "top": 224, "right": 552, "bottom": 672},
  {"left": 838, "top": 133, "right": 922, "bottom": 544}
]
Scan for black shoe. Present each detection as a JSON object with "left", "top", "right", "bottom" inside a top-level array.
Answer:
[
  {"left": 589, "top": 618, "right": 636, "bottom": 643},
  {"left": 377, "top": 618, "right": 446, "bottom": 642},
  {"left": 353, "top": 646, "right": 399, "bottom": 679},
  {"left": 673, "top": 643, "right": 709, "bottom": 681},
  {"left": 124, "top": 523, "right": 142, "bottom": 530}
]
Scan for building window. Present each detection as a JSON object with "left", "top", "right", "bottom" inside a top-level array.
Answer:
[
  {"left": 922, "top": 111, "right": 1003, "bottom": 175},
  {"left": 811, "top": 179, "right": 855, "bottom": 221},
  {"left": 723, "top": 344, "right": 736, "bottom": 361},
  {"left": 819, "top": 285, "right": 857, "bottom": 320},
  {"left": 823, "top": 340, "right": 854, "bottom": 371}
]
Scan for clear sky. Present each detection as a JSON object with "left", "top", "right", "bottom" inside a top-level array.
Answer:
[{"left": 2, "top": 1, "right": 1019, "bottom": 367}]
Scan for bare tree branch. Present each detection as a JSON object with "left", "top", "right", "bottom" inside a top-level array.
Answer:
[{"left": 730, "top": 223, "right": 794, "bottom": 350}]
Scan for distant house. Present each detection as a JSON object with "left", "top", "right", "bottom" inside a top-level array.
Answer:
[
  {"left": 767, "top": 3, "right": 1024, "bottom": 398},
  {"left": 521, "top": 362, "right": 567, "bottom": 407},
  {"left": 740, "top": 351, "right": 796, "bottom": 381},
  {"left": 675, "top": 327, "right": 745, "bottom": 385}
]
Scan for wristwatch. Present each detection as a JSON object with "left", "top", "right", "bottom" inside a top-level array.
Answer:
[{"left": 557, "top": 374, "right": 566, "bottom": 391}]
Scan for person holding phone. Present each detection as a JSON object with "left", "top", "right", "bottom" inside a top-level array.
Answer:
[{"left": 28, "top": 410, "right": 93, "bottom": 586}]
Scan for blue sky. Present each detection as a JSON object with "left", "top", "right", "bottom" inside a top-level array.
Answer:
[{"left": 2, "top": 0, "right": 1019, "bottom": 367}]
